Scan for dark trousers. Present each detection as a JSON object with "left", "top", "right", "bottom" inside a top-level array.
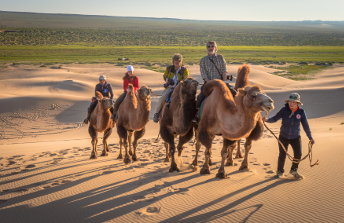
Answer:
[
  {"left": 113, "top": 92, "right": 127, "bottom": 113},
  {"left": 277, "top": 135, "right": 302, "bottom": 173},
  {"left": 196, "top": 82, "right": 237, "bottom": 109},
  {"left": 89, "top": 100, "right": 98, "bottom": 113}
]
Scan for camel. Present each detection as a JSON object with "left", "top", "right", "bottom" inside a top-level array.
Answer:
[
  {"left": 159, "top": 77, "right": 201, "bottom": 172},
  {"left": 88, "top": 91, "right": 113, "bottom": 159},
  {"left": 116, "top": 84, "right": 151, "bottom": 164},
  {"left": 198, "top": 64, "right": 274, "bottom": 178}
]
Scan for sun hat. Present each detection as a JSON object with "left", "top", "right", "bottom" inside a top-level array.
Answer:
[
  {"left": 99, "top": 75, "right": 106, "bottom": 80},
  {"left": 127, "top": 65, "right": 134, "bottom": 72},
  {"left": 285, "top": 93, "right": 303, "bottom": 105}
]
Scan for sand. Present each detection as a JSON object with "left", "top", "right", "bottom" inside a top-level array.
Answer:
[{"left": 1, "top": 63, "right": 344, "bottom": 222}]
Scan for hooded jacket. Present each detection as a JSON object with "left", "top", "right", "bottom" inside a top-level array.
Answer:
[{"left": 266, "top": 103, "right": 313, "bottom": 140}]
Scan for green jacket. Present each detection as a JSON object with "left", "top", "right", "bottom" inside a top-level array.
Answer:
[{"left": 163, "top": 65, "right": 189, "bottom": 82}]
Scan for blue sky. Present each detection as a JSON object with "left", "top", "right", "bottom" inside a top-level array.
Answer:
[{"left": 1, "top": 0, "right": 344, "bottom": 21}]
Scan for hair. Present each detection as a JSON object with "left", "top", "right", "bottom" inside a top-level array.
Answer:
[
  {"left": 172, "top": 53, "right": 183, "bottom": 64},
  {"left": 206, "top": 41, "right": 218, "bottom": 52},
  {"left": 123, "top": 72, "right": 135, "bottom": 80}
]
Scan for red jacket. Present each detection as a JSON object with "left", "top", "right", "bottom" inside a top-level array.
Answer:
[{"left": 123, "top": 76, "right": 139, "bottom": 93}]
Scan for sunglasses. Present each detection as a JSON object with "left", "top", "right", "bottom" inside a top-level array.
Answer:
[
  {"left": 207, "top": 45, "right": 215, "bottom": 48},
  {"left": 99, "top": 79, "right": 105, "bottom": 81},
  {"left": 289, "top": 95, "right": 299, "bottom": 100}
]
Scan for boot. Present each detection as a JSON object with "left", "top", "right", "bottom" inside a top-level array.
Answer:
[
  {"left": 84, "top": 108, "right": 91, "bottom": 124},
  {"left": 192, "top": 109, "right": 200, "bottom": 123},
  {"left": 153, "top": 112, "right": 160, "bottom": 123}
]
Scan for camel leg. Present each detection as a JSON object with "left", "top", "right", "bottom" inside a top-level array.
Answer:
[
  {"left": 177, "top": 127, "right": 193, "bottom": 157},
  {"left": 101, "top": 127, "right": 112, "bottom": 156},
  {"left": 128, "top": 131, "right": 133, "bottom": 156},
  {"left": 117, "top": 125, "right": 131, "bottom": 164},
  {"left": 225, "top": 141, "right": 237, "bottom": 166},
  {"left": 117, "top": 138, "right": 123, "bottom": 159},
  {"left": 88, "top": 126, "right": 98, "bottom": 159},
  {"left": 132, "top": 127, "right": 145, "bottom": 161},
  {"left": 235, "top": 139, "right": 243, "bottom": 158},
  {"left": 199, "top": 129, "right": 213, "bottom": 175},
  {"left": 160, "top": 126, "right": 179, "bottom": 172},
  {"left": 239, "top": 138, "right": 252, "bottom": 171},
  {"left": 164, "top": 142, "right": 170, "bottom": 162},
  {"left": 191, "top": 125, "right": 201, "bottom": 166},
  {"left": 216, "top": 139, "right": 236, "bottom": 179}
]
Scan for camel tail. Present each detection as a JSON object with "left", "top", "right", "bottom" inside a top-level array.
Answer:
[{"left": 234, "top": 64, "right": 250, "bottom": 90}]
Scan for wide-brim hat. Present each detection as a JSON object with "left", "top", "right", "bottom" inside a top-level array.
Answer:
[
  {"left": 285, "top": 93, "right": 303, "bottom": 105},
  {"left": 99, "top": 75, "right": 106, "bottom": 80}
]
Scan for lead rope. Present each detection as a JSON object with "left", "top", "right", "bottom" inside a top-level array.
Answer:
[{"left": 263, "top": 112, "right": 319, "bottom": 167}]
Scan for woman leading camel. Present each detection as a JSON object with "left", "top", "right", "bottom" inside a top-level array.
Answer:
[
  {"left": 263, "top": 93, "right": 315, "bottom": 179},
  {"left": 111, "top": 65, "right": 139, "bottom": 123}
]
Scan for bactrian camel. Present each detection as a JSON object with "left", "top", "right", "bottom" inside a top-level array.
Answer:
[
  {"left": 116, "top": 84, "right": 151, "bottom": 164},
  {"left": 88, "top": 91, "right": 113, "bottom": 159},
  {"left": 198, "top": 64, "right": 274, "bottom": 178}
]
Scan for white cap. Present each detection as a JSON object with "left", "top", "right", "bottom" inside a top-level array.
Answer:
[
  {"left": 127, "top": 65, "right": 134, "bottom": 72},
  {"left": 99, "top": 75, "right": 106, "bottom": 80}
]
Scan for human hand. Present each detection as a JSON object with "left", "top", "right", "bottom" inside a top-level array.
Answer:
[{"left": 310, "top": 139, "right": 315, "bottom": 145}]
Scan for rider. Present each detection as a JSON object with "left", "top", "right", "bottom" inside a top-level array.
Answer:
[
  {"left": 192, "top": 41, "right": 236, "bottom": 123},
  {"left": 153, "top": 53, "right": 189, "bottom": 123},
  {"left": 84, "top": 75, "right": 113, "bottom": 124},
  {"left": 263, "top": 93, "right": 315, "bottom": 179},
  {"left": 111, "top": 65, "right": 139, "bottom": 123}
]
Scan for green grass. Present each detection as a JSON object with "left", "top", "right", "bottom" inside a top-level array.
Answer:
[
  {"left": 272, "top": 64, "right": 333, "bottom": 80},
  {"left": 1, "top": 45, "right": 343, "bottom": 66}
]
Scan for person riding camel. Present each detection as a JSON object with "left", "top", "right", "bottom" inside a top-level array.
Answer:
[
  {"left": 153, "top": 53, "right": 189, "bottom": 123},
  {"left": 84, "top": 75, "right": 113, "bottom": 124},
  {"left": 192, "top": 41, "right": 236, "bottom": 123},
  {"left": 111, "top": 65, "right": 139, "bottom": 124}
]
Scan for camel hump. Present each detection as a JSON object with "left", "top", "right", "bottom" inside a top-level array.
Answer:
[
  {"left": 95, "top": 91, "right": 103, "bottom": 99},
  {"left": 203, "top": 80, "right": 229, "bottom": 97},
  {"left": 235, "top": 64, "right": 250, "bottom": 90}
]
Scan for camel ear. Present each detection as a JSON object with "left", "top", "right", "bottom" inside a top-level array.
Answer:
[{"left": 238, "top": 88, "right": 246, "bottom": 96}]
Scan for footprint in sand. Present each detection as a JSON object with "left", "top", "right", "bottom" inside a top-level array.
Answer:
[
  {"left": 137, "top": 206, "right": 161, "bottom": 215},
  {"left": 266, "top": 170, "right": 275, "bottom": 174},
  {"left": 43, "top": 185, "right": 51, "bottom": 189},
  {"left": 263, "top": 163, "right": 271, "bottom": 166},
  {"left": 13, "top": 188, "right": 29, "bottom": 193}
]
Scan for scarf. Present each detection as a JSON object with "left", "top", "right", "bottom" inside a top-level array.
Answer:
[{"left": 289, "top": 106, "right": 299, "bottom": 118}]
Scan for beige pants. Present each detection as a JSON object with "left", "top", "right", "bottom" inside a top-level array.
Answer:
[{"left": 155, "top": 88, "right": 173, "bottom": 113}]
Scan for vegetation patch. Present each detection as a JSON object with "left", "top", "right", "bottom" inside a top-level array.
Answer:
[{"left": 272, "top": 64, "right": 333, "bottom": 80}]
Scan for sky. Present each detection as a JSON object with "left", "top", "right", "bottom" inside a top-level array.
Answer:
[{"left": 1, "top": 0, "right": 344, "bottom": 21}]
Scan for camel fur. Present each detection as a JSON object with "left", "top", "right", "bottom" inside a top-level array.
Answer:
[
  {"left": 198, "top": 64, "right": 274, "bottom": 178},
  {"left": 116, "top": 84, "right": 151, "bottom": 164},
  {"left": 88, "top": 91, "right": 113, "bottom": 159},
  {"left": 159, "top": 77, "right": 201, "bottom": 172}
]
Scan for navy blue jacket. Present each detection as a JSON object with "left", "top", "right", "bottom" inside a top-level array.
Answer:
[
  {"left": 267, "top": 103, "right": 313, "bottom": 140},
  {"left": 95, "top": 81, "right": 113, "bottom": 99}
]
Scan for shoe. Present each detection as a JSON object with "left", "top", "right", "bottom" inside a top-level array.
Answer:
[
  {"left": 276, "top": 171, "right": 283, "bottom": 179},
  {"left": 84, "top": 108, "right": 90, "bottom": 124},
  {"left": 192, "top": 110, "right": 199, "bottom": 123},
  {"left": 83, "top": 118, "right": 89, "bottom": 124},
  {"left": 153, "top": 113, "right": 160, "bottom": 123},
  {"left": 290, "top": 169, "right": 304, "bottom": 179}
]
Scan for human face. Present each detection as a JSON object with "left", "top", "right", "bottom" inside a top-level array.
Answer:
[
  {"left": 173, "top": 60, "right": 181, "bottom": 69},
  {"left": 128, "top": 71, "right": 134, "bottom": 76},
  {"left": 207, "top": 44, "right": 216, "bottom": 56},
  {"left": 288, "top": 101, "right": 298, "bottom": 110},
  {"left": 99, "top": 79, "right": 106, "bottom": 85}
]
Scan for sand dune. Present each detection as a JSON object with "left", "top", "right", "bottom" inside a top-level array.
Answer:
[{"left": 1, "top": 63, "right": 344, "bottom": 222}]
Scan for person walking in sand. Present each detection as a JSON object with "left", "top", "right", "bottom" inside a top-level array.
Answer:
[
  {"left": 153, "top": 53, "right": 189, "bottom": 123},
  {"left": 192, "top": 41, "right": 236, "bottom": 122},
  {"left": 263, "top": 93, "right": 315, "bottom": 179},
  {"left": 111, "top": 65, "right": 139, "bottom": 123},
  {"left": 84, "top": 75, "right": 113, "bottom": 124}
]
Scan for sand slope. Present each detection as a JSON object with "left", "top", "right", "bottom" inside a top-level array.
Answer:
[{"left": 1, "top": 64, "right": 344, "bottom": 222}]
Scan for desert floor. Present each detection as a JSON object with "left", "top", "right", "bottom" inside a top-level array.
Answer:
[{"left": 1, "top": 63, "right": 344, "bottom": 222}]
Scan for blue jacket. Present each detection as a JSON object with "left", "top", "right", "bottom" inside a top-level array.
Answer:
[
  {"left": 95, "top": 81, "right": 113, "bottom": 99},
  {"left": 267, "top": 103, "right": 313, "bottom": 140}
]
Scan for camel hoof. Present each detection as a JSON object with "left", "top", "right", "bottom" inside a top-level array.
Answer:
[
  {"left": 164, "top": 157, "right": 170, "bottom": 162},
  {"left": 225, "top": 161, "right": 234, "bottom": 166},
  {"left": 239, "top": 166, "right": 250, "bottom": 171},
  {"left": 106, "top": 148, "right": 111, "bottom": 152},
  {"left": 169, "top": 162, "right": 180, "bottom": 172},
  {"left": 90, "top": 153, "right": 97, "bottom": 159},
  {"left": 117, "top": 154, "right": 123, "bottom": 159},
  {"left": 129, "top": 150, "right": 133, "bottom": 156},
  {"left": 124, "top": 155, "right": 132, "bottom": 164},
  {"left": 191, "top": 160, "right": 198, "bottom": 167},
  {"left": 200, "top": 167, "right": 210, "bottom": 175},
  {"left": 216, "top": 172, "right": 228, "bottom": 179},
  {"left": 235, "top": 154, "right": 243, "bottom": 159},
  {"left": 101, "top": 152, "right": 108, "bottom": 156},
  {"left": 132, "top": 155, "right": 139, "bottom": 162}
]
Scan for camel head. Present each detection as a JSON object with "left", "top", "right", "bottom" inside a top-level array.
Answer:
[
  {"left": 238, "top": 85, "right": 274, "bottom": 112},
  {"left": 137, "top": 85, "right": 152, "bottom": 102},
  {"left": 98, "top": 96, "right": 113, "bottom": 110},
  {"left": 180, "top": 77, "right": 199, "bottom": 100}
]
